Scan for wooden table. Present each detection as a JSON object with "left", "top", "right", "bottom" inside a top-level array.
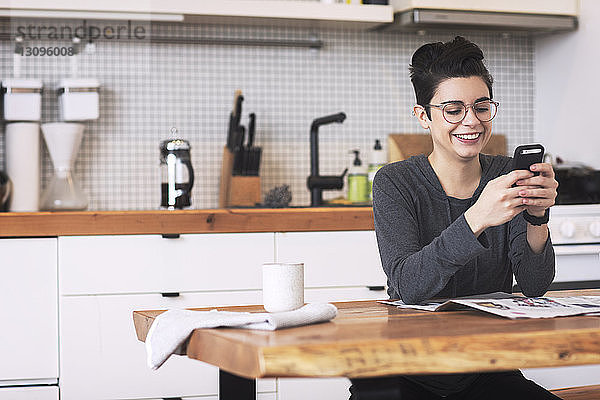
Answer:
[{"left": 133, "top": 289, "right": 600, "bottom": 399}]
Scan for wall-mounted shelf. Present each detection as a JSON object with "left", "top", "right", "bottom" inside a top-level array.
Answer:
[{"left": 0, "top": 0, "right": 394, "bottom": 30}]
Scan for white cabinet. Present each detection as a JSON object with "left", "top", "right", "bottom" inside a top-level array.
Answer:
[
  {"left": 60, "top": 291, "right": 275, "bottom": 400},
  {"left": 275, "top": 231, "right": 386, "bottom": 290},
  {"left": 0, "top": 0, "right": 393, "bottom": 29},
  {"left": 58, "top": 233, "right": 275, "bottom": 400},
  {"left": 57, "top": 229, "right": 387, "bottom": 400},
  {"left": 0, "top": 386, "right": 58, "bottom": 400},
  {"left": 0, "top": 238, "right": 58, "bottom": 385},
  {"left": 279, "top": 377, "right": 351, "bottom": 400},
  {"left": 275, "top": 231, "right": 386, "bottom": 400},
  {"left": 144, "top": 394, "right": 276, "bottom": 400},
  {"left": 59, "top": 233, "right": 274, "bottom": 295}
]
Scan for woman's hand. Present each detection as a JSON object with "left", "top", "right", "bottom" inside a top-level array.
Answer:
[
  {"left": 515, "top": 162, "right": 558, "bottom": 217},
  {"left": 465, "top": 170, "right": 536, "bottom": 236}
]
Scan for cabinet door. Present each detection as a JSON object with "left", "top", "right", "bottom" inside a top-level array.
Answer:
[
  {"left": 305, "top": 287, "right": 387, "bottom": 303},
  {"left": 59, "top": 291, "right": 275, "bottom": 400},
  {"left": 279, "top": 377, "right": 351, "bottom": 400},
  {"left": 0, "top": 238, "right": 58, "bottom": 381},
  {"left": 275, "top": 231, "right": 386, "bottom": 288},
  {"left": 0, "top": 386, "right": 58, "bottom": 400},
  {"left": 59, "top": 233, "right": 274, "bottom": 295},
  {"left": 145, "top": 394, "right": 276, "bottom": 400}
]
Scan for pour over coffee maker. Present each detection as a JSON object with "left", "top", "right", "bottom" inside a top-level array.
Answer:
[{"left": 40, "top": 122, "right": 88, "bottom": 210}]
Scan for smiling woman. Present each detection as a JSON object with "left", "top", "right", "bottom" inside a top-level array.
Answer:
[{"left": 356, "top": 36, "right": 560, "bottom": 400}]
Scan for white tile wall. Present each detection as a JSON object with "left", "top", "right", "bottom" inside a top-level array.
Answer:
[{"left": 0, "top": 19, "right": 534, "bottom": 210}]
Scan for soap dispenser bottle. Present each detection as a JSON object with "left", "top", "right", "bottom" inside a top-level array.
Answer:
[
  {"left": 368, "top": 139, "right": 386, "bottom": 200},
  {"left": 347, "top": 150, "right": 368, "bottom": 203}
]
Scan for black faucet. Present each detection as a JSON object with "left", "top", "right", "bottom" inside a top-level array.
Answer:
[{"left": 307, "top": 112, "right": 348, "bottom": 207}]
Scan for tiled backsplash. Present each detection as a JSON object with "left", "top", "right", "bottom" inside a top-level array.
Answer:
[{"left": 0, "top": 19, "right": 534, "bottom": 210}]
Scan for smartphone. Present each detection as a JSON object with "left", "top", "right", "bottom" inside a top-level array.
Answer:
[{"left": 512, "top": 144, "right": 545, "bottom": 175}]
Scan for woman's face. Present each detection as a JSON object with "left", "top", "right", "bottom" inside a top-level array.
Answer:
[{"left": 415, "top": 76, "right": 493, "bottom": 162}]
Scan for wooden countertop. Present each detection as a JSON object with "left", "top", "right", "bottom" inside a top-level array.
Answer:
[{"left": 0, "top": 207, "right": 374, "bottom": 237}]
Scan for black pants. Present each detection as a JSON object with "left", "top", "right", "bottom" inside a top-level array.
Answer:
[{"left": 349, "top": 371, "right": 561, "bottom": 400}]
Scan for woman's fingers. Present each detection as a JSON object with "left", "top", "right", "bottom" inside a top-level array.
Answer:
[
  {"left": 521, "top": 197, "right": 555, "bottom": 208},
  {"left": 505, "top": 170, "right": 535, "bottom": 188},
  {"left": 515, "top": 175, "right": 558, "bottom": 188},
  {"left": 530, "top": 162, "right": 555, "bottom": 178},
  {"left": 517, "top": 188, "right": 554, "bottom": 199}
]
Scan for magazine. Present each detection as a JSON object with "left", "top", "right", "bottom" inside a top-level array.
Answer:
[{"left": 381, "top": 292, "right": 600, "bottom": 319}]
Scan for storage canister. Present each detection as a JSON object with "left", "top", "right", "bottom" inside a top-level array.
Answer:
[
  {"left": 2, "top": 79, "right": 43, "bottom": 121},
  {"left": 58, "top": 78, "right": 100, "bottom": 121}
]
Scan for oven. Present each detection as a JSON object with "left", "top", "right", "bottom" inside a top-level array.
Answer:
[{"left": 548, "top": 204, "right": 600, "bottom": 290}]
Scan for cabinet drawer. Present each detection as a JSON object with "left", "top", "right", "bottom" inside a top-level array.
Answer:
[
  {"left": 145, "top": 394, "right": 276, "bottom": 400},
  {"left": 275, "top": 231, "right": 386, "bottom": 288},
  {"left": 305, "top": 287, "right": 388, "bottom": 303},
  {"left": 0, "top": 238, "right": 58, "bottom": 381},
  {"left": 279, "top": 377, "right": 350, "bottom": 400},
  {"left": 59, "top": 233, "right": 274, "bottom": 295},
  {"left": 0, "top": 386, "right": 58, "bottom": 400},
  {"left": 59, "top": 291, "right": 275, "bottom": 400}
]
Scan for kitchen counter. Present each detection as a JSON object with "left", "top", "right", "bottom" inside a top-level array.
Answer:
[{"left": 0, "top": 207, "right": 374, "bottom": 237}]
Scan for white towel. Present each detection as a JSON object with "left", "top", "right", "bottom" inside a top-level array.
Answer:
[{"left": 145, "top": 303, "right": 338, "bottom": 370}]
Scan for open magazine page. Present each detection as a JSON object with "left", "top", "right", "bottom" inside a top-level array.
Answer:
[
  {"left": 381, "top": 293, "right": 600, "bottom": 319},
  {"left": 441, "top": 297, "right": 600, "bottom": 319},
  {"left": 381, "top": 292, "right": 518, "bottom": 312}
]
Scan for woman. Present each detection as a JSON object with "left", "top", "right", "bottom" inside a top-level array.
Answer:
[{"left": 355, "top": 37, "right": 559, "bottom": 399}]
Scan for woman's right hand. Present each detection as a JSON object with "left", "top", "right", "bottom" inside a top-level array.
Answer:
[{"left": 464, "top": 170, "right": 536, "bottom": 237}]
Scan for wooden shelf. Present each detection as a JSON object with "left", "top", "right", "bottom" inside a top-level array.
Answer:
[
  {"left": 0, "top": 0, "right": 394, "bottom": 30},
  {"left": 0, "top": 207, "right": 374, "bottom": 237}
]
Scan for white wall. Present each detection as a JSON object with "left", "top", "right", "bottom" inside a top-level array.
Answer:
[{"left": 535, "top": 0, "right": 600, "bottom": 169}]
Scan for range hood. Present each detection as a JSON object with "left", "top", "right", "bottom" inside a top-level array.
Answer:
[{"left": 382, "top": 0, "right": 579, "bottom": 33}]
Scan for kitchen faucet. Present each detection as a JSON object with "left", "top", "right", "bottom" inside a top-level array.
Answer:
[{"left": 307, "top": 112, "right": 348, "bottom": 207}]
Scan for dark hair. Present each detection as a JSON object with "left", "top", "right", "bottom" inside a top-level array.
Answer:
[{"left": 409, "top": 36, "right": 493, "bottom": 119}]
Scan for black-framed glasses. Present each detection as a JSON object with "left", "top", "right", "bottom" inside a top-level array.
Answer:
[{"left": 425, "top": 100, "right": 499, "bottom": 124}]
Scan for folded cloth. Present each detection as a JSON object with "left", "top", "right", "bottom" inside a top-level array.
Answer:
[{"left": 145, "top": 302, "right": 337, "bottom": 370}]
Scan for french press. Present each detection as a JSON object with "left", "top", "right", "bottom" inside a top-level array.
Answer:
[{"left": 160, "top": 137, "right": 194, "bottom": 209}]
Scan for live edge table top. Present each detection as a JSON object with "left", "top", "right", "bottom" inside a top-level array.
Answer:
[{"left": 133, "top": 289, "right": 600, "bottom": 380}]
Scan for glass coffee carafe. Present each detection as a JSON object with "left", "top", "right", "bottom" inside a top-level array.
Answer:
[{"left": 160, "top": 138, "right": 194, "bottom": 209}]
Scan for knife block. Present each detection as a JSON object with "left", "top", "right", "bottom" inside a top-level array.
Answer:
[{"left": 219, "top": 146, "right": 261, "bottom": 208}]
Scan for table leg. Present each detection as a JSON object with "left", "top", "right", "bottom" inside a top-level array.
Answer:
[{"left": 219, "top": 369, "right": 256, "bottom": 400}]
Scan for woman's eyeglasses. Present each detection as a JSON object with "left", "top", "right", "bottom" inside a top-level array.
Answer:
[{"left": 425, "top": 100, "right": 499, "bottom": 124}]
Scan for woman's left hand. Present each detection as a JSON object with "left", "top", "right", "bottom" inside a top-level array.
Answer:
[{"left": 514, "top": 162, "right": 558, "bottom": 217}]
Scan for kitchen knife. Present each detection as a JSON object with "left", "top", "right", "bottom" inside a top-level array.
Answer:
[
  {"left": 246, "top": 113, "right": 262, "bottom": 176},
  {"left": 246, "top": 113, "right": 257, "bottom": 176},
  {"left": 247, "top": 113, "right": 256, "bottom": 147},
  {"left": 226, "top": 112, "right": 236, "bottom": 151},
  {"left": 227, "top": 90, "right": 243, "bottom": 152},
  {"left": 232, "top": 91, "right": 244, "bottom": 130},
  {"left": 232, "top": 125, "right": 245, "bottom": 175}
]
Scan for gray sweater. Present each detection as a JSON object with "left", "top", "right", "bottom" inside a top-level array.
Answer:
[{"left": 372, "top": 153, "right": 555, "bottom": 395}]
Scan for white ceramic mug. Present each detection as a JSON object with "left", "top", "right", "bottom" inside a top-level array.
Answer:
[{"left": 262, "top": 262, "right": 304, "bottom": 313}]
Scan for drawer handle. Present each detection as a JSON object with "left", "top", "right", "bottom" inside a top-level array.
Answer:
[
  {"left": 367, "top": 286, "right": 385, "bottom": 291},
  {"left": 163, "top": 398, "right": 183, "bottom": 400},
  {"left": 161, "top": 292, "right": 180, "bottom": 297},
  {"left": 162, "top": 233, "right": 181, "bottom": 239}
]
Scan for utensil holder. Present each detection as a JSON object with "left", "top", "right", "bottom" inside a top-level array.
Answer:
[{"left": 219, "top": 146, "right": 261, "bottom": 207}]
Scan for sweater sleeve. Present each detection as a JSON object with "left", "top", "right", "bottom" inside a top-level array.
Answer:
[
  {"left": 373, "top": 170, "right": 489, "bottom": 304},
  {"left": 508, "top": 213, "right": 555, "bottom": 297}
]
